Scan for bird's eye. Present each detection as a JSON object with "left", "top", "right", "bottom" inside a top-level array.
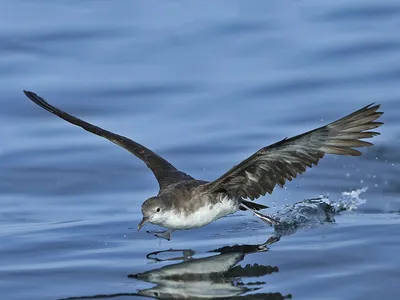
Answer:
[{"left": 156, "top": 207, "right": 161, "bottom": 213}]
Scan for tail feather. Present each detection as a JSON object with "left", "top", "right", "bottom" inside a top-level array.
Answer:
[{"left": 239, "top": 200, "right": 268, "bottom": 211}]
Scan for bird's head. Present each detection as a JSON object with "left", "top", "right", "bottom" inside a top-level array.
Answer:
[{"left": 137, "top": 196, "right": 169, "bottom": 230}]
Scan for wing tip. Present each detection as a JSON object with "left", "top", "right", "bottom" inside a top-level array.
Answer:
[
  {"left": 23, "top": 90, "right": 40, "bottom": 99},
  {"left": 366, "top": 102, "right": 381, "bottom": 110},
  {"left": 23, "top": 89, "right": 41, "bottom": 103},
  {"left": 355, "top": 102, "right": 383, "bottom": 117},
  {"left": 23, "top": 90, "right": 34, "bottom": 98},
  {"left": 23, "top": 90, "right": 56, "bottom": 114}
]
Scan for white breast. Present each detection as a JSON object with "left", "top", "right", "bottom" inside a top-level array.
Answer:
[{"left": 162, "top": 196, "right": 239, "bottom": 230}]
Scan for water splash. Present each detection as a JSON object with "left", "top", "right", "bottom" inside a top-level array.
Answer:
[
  {"left": 332, "top": 187, "right": 368, "bottom": 213},
  {"left": 273, "top": 187, "right": 368, "bottom": 233}
]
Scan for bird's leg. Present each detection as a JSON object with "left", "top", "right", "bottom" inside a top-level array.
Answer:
[
  {"left": 240, "top": 203, "right": 280, "bottom": 226},
  {"left": 254, "top": 210, "right": 280, "bottom": 226},
  {"left": 146, "top": 229, "right": 174, "bottom": 241}
]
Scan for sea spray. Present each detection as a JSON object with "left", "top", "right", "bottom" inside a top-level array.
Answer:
[{"left": 273, "top": 187, "right": 368, "bottom": 233}]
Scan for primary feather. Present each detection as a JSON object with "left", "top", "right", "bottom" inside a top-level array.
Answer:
[{"left": 205, "top": 103, "right": 383, "bottom": 200}]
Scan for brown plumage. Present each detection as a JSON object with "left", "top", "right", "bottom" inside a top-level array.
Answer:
[
  {"left": 23, "top": 90, "right": 193, "bottom": 190},
  {"left": 205, "top": 103, "right": 383, "bottom": 200},
  {"left": 24, "top": 90, "right": 383, "bottom": 239}
]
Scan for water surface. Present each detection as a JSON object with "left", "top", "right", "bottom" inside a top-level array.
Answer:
[{"left": 1, "top": 1, "right": 400, "bottom": 299}]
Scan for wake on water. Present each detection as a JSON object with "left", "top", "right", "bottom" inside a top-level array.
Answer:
[{"left": 272, "top": 187, "right": 368, "bottom": 233}]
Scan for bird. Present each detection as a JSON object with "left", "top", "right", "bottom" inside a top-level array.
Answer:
[{"left": 23, "top": 90, "right": 384, "bottom": 240}]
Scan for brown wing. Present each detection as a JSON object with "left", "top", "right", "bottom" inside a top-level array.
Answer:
[
  {"left": 24, "top": 90, "right": 193, "bottom": 190},
  {"left": 205, "top": 103, "right": 383, "bottom": 200}
]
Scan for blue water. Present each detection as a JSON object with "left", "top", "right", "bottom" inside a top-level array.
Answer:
[{"left": 1, "top": 1, "right": 400, "bottom": 299}]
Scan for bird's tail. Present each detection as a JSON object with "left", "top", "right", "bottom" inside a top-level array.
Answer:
[{"left": 239, "top": 200, "right": 268, "bottom": 211}]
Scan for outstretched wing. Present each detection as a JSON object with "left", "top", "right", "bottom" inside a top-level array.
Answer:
[
  {"left": 205, "top": 103, "right": 383, "bottom": 200},
  {"left": 24, "top": 90, "right": 193, "bottom": 190}
]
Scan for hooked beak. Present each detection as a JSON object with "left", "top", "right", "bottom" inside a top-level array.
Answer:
[{"left": 137, "top": 216, "right": 149, "bottom": 231}]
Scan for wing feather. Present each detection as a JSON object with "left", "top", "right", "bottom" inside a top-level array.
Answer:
[
  {"left": 205, "top": 103, "right": 383, "bottom": 199},
  {"left": 24, "top": 90, "right": 193, "bottom": 190}
]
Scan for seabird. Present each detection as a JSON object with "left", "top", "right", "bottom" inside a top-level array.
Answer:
[{"left": 23, "top": 90, "right": 383, "bottom": 240}]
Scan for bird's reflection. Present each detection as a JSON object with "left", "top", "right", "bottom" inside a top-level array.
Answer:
[
  {"left": 130, "top": 236, "right": 290, "bottom": 299},
  {"left": 60, "top": 197, "right": 338, "bottom": 300},
  {"left": 128, "top": 196, "right": 334, "bottom": 299},
  {"left": 60, "top": 236, "right": 291, "bottom": 300}
]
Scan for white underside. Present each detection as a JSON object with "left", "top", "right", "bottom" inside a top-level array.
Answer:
[{"left": 159, "top": 196, "right": 239, "bottom": 230}]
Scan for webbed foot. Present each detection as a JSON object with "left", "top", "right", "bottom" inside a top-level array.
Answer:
[{"left": 146, "top": 229, "right": 173, "bottom": 241}]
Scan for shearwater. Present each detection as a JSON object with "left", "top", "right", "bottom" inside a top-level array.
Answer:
[{"left": 24, "top": 91, "right": 383, "bottom": 240}]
